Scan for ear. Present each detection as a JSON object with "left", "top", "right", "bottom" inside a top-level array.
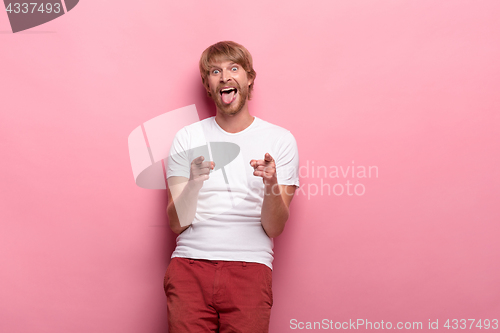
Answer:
[
  {"left": 205, "top": 85, "right": 214, "bottom": 99},
  {"left": 203, "top": 82, "right": 211, "bottom": 96}
]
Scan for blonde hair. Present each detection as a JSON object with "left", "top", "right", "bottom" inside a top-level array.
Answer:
[{"left": 199, "top": 41, "right": 257, "bottom": 99}]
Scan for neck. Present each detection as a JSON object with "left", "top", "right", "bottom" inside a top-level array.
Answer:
[{"left": 215, "top": 104, "right": 254, "bottom": 133}]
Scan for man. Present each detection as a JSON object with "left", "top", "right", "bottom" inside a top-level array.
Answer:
[{"left": 164, "top": 41, "right": 299, "bottom": 332}]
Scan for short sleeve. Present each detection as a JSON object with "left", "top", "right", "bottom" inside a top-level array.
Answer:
[
  {"left": 274, "top": 131, "right": 300, "bottom": 187},
  {"left": 166, "top": 127, "right": 190, "bottom": 179}
]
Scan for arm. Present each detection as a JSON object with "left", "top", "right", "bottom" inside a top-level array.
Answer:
[
  {"left": 261, "top": 184, "right": 296, "bottom": 238},
  {"left": 251, "top": 153, "right": 296, "bottom": 238},
  {"left": 166, "top": 176, "right": 194, "bottom": 234},
  {"left": 166, "top": 156, "right": 214, "bottom": 235}
]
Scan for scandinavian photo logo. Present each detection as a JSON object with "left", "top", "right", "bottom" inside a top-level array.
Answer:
[{"left": 295, "top": 160, "right": 379, "bottom": 199}]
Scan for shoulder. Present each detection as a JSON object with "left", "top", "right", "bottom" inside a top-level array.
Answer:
[
  {"left": 174, "top": 117, "right": 214, "bottom": 138},
  {"left": 183, "top": 117, "right": 214, "bottom": 132},
  {"left": 254, "top": 117, "right": 295, "bottom": 140}
]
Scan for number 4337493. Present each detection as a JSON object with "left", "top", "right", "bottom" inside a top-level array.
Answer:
[
  {"left": 6, "top": 3, "right": 62, "bottom": 14},
  {"left": 444, "top": 319, "right": 498, "bottom": 330}
]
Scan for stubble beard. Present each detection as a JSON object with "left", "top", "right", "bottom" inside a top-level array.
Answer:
[{"left": 211, "top": 83, "right": 249, "bottom": 116}]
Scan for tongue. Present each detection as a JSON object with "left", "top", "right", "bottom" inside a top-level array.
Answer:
[{"left": 222, "top": 91, "right": 236, "bottom": 104}]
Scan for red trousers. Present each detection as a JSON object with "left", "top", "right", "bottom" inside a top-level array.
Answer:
[{"left": 164, "top": 257, "right": 273, "bottom": 333}]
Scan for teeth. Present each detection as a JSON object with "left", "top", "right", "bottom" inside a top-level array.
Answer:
[{"left": 221, "top": 88, "right": 236, "bottom": 93}]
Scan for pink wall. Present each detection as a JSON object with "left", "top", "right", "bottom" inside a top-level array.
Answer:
[{"left": 1, "top": 1, "right": 499, "bottom": 332}]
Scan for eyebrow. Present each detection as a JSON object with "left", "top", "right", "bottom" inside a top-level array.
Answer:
[{"left": 209, "top": 62, "right": 239, "bottom": 69}]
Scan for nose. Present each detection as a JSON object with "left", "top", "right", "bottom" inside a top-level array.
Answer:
[{"left": 220, "top": 69, "right": 232, "bottom": 83}]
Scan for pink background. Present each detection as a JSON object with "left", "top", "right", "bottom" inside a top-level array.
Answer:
[{"left": 1, "top": 0, "right": 499, "bottom": 332}]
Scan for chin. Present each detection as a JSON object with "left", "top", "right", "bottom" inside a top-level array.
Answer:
[
  {"left": 220, "top": 107, "right": 241, "bottom": 116},
  {"left": 216, "top": 99, "right": 245, "bottom": 116}
]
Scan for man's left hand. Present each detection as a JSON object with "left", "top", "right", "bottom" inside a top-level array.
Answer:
[{"left": 250, "top": 153, "right": 278, "bottom": 187}]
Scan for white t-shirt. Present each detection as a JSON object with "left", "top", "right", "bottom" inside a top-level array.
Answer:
[{"left": 166, "top": 116, "right": 299, "bottom": 269}]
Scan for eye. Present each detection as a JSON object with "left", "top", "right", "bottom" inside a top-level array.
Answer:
[
  {"left": 212, "top": 69, "right": 220, "bottom": 75},
  {"left": 231, "top": 66, "right": 238, "bottom": 72}
]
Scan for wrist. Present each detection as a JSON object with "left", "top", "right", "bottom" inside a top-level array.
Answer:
[
  {"left": 185, "top": 179, "right": 203, "bottom": 194},
  {"left": 264, "top": 182, "right": 281, "bottom": 196}
]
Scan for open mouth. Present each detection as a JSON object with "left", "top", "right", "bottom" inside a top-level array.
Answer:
[{"left": 220, "top": 87, "right": 238, "bottom": 105}]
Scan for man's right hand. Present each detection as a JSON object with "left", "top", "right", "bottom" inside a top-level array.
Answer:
[{"left": 189, "top": 156, "right": 215, "bottom": 191}]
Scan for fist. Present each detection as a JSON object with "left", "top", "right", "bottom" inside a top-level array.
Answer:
[{"left": 250, "top": 153, "right": 277, "bottom": 186}]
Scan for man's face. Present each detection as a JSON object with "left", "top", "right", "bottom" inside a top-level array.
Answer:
[{"left": 206, "top": 60, "right": 253, "bottom": 116}]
